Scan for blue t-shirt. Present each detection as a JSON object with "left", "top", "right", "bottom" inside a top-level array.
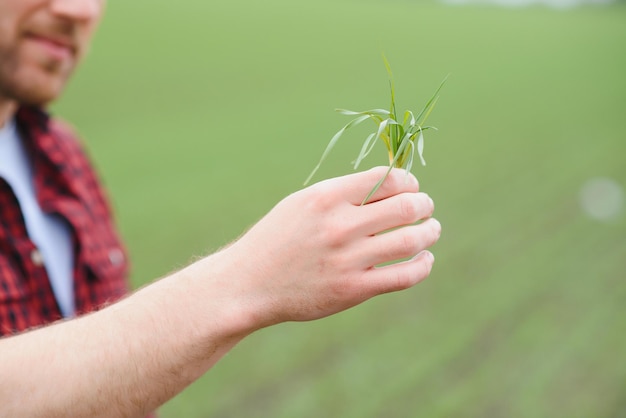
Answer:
[{"left": 0, "top": 118, "right": 75, "bottom": 317}]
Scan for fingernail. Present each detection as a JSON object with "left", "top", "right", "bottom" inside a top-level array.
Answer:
[{"left": 432, "top": 218, "right": 441, "bottom": 235}]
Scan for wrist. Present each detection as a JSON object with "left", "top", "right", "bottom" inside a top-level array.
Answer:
[{"left": 177, "top": 250, "right": 266, "bottom": 341}]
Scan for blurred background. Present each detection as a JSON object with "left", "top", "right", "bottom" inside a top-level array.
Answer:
[{"left": 53, "top": 0, "right": 625, "bottom": 416}]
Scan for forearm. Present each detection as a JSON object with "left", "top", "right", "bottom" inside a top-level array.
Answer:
[
  {"left": 0, "top": 252, "right": 252, "bottom": 418},
  {"left": 0, "top": 167, "right": 441, "bottom": 417}
]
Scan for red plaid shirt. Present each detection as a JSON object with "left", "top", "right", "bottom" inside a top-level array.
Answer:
[
  {"left": 0, "top": 107, "right": 159, "bottom": 417},
  {"left": 0, "top": 106, "right": 130, "bottom": 336}
]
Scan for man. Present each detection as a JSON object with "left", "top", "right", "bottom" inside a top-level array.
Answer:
[{"left": 0, "top": 0, "right": 442, "bottom": 417}]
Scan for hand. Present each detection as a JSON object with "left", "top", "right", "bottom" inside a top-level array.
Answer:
[
  {"left": 219, "top": 166, "right": 441, "bottom": 329},
  {"left": 0, "top": 166, "right": 441, "bottom": 418}
]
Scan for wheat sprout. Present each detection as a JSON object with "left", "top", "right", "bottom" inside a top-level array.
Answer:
[{"left": 305, "top": 57, "right": 447, "bottom": 204}]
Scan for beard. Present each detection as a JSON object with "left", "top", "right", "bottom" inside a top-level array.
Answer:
[
  {"left": 0, "top": 13, "right": 83, "bottom": 108},
  {"left": 0, "top": 46, "right": 76, "bottom": 107}
]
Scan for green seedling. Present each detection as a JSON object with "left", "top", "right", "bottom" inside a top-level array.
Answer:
[{"left": 305, "top": 57, "right": 447, "bottom": 204}]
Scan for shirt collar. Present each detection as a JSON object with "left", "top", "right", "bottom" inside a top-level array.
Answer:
[{"left": 15, "top": 106, "right": 51, "bottom": 133}]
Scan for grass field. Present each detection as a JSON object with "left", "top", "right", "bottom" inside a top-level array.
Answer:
[{"left": 53, "top": 0, "right": 626, "bottom": 416}]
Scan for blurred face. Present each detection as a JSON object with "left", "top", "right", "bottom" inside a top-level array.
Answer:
[{"left": 0, "top": 0, "right": 104, "bottom": 107}]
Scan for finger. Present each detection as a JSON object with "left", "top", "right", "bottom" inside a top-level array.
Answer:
[
  {"left": 361, "top": 251, "right": 435, "bottom": 297},
  {"left": 360, "top": 167, "right": 420, "bottom": 205},
  {"left": 328, "top": 167, "right": 419, "bottom": 206},
  {"left": 360, "top": 218, "right": 441, "bottom": 268},
  {"left": 353, "top": 192, "right": 434, "bottom": 236}
]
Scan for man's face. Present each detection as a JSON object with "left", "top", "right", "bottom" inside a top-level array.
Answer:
[{"left": 0, "top": 0, "right": 104, "bottom": 106}]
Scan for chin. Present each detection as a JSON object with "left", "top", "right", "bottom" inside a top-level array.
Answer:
[
  {"left": 2, "top": 68, "right": 70, "bottom": 107},
  {"left": 10, "top": 85, "right": 63, "bottom": 108}
]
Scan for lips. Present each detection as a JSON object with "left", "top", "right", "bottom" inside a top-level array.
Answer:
[{"left": 23, "top": 31, "right": 77, "bottom": 61}]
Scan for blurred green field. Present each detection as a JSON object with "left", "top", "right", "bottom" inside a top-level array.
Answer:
[{"left": 53, "top": 0, "right": 626, "bottom": 416}]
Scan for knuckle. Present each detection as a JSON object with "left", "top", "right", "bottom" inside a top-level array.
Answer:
[
  {"left": 320, "top": 221, "right": 348, "bottom": 248},
  {"left": 304, "top": 183, "right": 336, "bottom": 213},
  {"left": 389, "top": 169, "right": 419, "bottom": 190},
  {"left": 397, "top": 194, "right": 420, "bottom": 224},
  {"left": 400, "top": 230, "right": 420, "bottom": 257},
  {"left": 392, "top": 269, "right": 414, "bottom": 291},
  {"left": 390, "top": 255, "right": 431, "bottom": 291},
  {"left": 372, "top": 168, "right": 419, "bottom": 197},
  {"left": 397, "top": 234, "right": 416, "bottom": 257},
  {"left": 385, "top": 168, "right": 404, "bottom": 185},
  {"left": 384, "top": 229, "right": 419, "bottom": 260}
]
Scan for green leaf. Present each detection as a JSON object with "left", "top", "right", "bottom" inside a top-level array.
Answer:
[
  {"left": 361, "top": 165, "right": 395, "bottom": 206},
  {"left": 305, "top": 58, "right": 446, "bottom": 195},
  {"left": 417, "top": 128, "right": 426, "bottom": 166},
  {"left": 336, "top": 108, "right": 390, "bottom": 117},
  {"left": 353, "top": 132, "right": 377, "bottom": 169},
  {"left": 414, "top": 74, "right": 449, "bottom": 124},
  {"left": 381, "top": 118, "right": 400, "bottom": 156},
  {"left": 361, "top": 131, "right": 413, "bottom": 205},
  {"left": 403, "top": 110, "right": 416, "bottom": 127},
  {"left": 405, "top": 138, "right": 416, "bottom": 174},
  {"left": 421, "top": 96, "right": 439, "bottom": 126},
  {"left": 383, "top": 54, "right": 398, "bottom": 123},
  {"left": 304, "top": 114, "right": 370, "bottom": 185}
]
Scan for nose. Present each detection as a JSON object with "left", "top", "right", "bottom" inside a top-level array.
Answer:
[{"left": 49, "top": 0, "right": 103, "bottom": 21}]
